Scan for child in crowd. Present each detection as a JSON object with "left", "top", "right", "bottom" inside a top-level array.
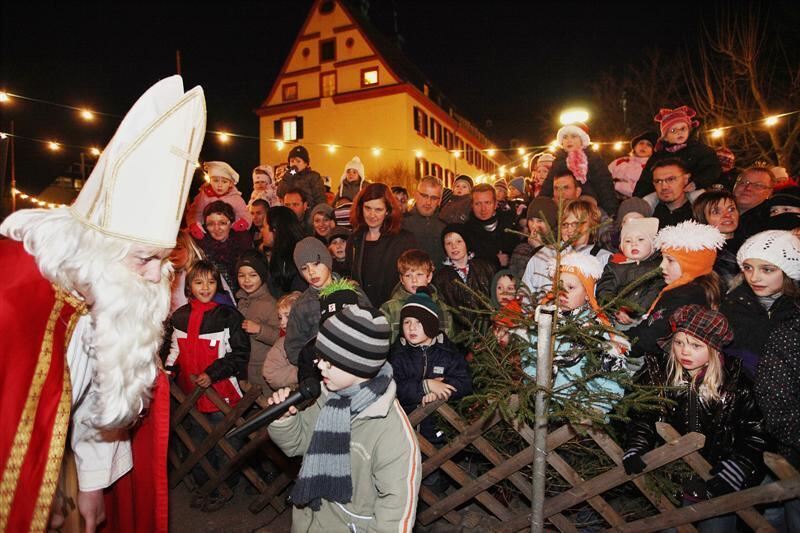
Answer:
[
  {"left": 381, "top": 249, "right": 453, "bottom": 343},
  {"left": 597, "top": 217, "right": 665, "bottom": 330},
  {"left": 334, "top": 156, "right": 369, "bottom": 204},
  {"left": 327, "top": 226, "right": 351, "bottom": 277},
  {"left": 390, "top": 288, "right": 472, "bottom": 444},
  {"left": 633, "top": 106, "right": 722, "bottom": 197},
  {"left": 248, "top": 164, "right": 280, "bottom": 207},
  {"left": 524, "top": 253, "right": 629, "bottom": 413},
  {"left": 277, "top": 145, "right": 327, "bottom": 208},
  {"left": 310, "top": 203, "right": 336, "bottom": 240},
  {"left": 164, "top": 261, "right": 250, "bottom": 511},
  {"left": 626, "top": 220, "right": 726, "bottom": 361},
  {"left": 262, "top": 291, "right": 302, "bottom": 390},
  {"left": 539, "top": 122, "right": 619, "bottom": 215},
  {"left": 236, "top": 250, "right": 281, "bottom": 390},
  {"left": 721, "top": 230, "right": 800, "bottom": 378},
  {"left": 187, "top": 161, "right": 252, "bottom": 237},
  {"left": 169, "top": 229, "right": 204, "bottom": 313},
  {"left": 491, "top": 269, "right": 518, "bottom": 307},
  {"left": 624, "top": 305, "right": 765, "bottom": 531},
  {"left": 431, "top": 224, "right": 496, "bottom": 335},
  {"left": 284, "top": 237, "right": 369, "bottom": 366},
  {"left": 509, "top": 197, "right": 558, "bottom": 281},
  {"left": 523, "top": 198, "right": 612, "bottom": 299},
  {"left": 268, "top": 305, "right": 421, "bottom": 531},
  {"left": 608, "top": 131, "right": 658, "bottom": 198}
]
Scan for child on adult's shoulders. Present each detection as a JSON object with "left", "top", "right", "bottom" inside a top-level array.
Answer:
[
  {"left": 389, "top": 287, "right": 472, "bottom": 443},
  {"left": 381, "top": 248, "right": 454, "bottom": 343},
  {"left": 597, "top": 217, "right": 665, "bottom": 330},
  {"left": 187, "top": 161, "right": 252, "bottom": 238}
]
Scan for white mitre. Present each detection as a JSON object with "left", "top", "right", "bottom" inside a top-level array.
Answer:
[{"left": 70, "top": 75, "right": 206, "bottom": 248}]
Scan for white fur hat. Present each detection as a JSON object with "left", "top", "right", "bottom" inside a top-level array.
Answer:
[
  {"left": 737, "top": 230, "right": 800, "bottom": 280},
  {"left": 551, "top": 252, "right": 604, "bottom": 280},
  {"left": 556, "top": 123, "right": 591, "bottom": 149},
  {"left": 341, "top": 156, "right": 365, "bottom": 182},
  {"left": 252, "top": 164, "right": 274, "bottom": 184},
  {"left": 654, "top": 220, "right": 725, "bottom": 252},
  {"left": 70, "top": 75, "right": 206, "bottom": 248},
  {"left": 204, "top": 161, "right": 239, "bottom": 184}
]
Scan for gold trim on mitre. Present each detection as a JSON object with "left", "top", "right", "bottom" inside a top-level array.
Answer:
[{"left": 69, "top": 76, "right": 206, "bottom": 249}]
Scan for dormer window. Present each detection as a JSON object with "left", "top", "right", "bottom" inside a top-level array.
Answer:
[{"left": 361, "top": 67, "right": 379, "bottom": 87}]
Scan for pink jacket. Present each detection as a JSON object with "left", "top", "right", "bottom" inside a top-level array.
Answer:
[
  {"left": 608, "top": 154, "right": 649, "bottom": 198},
  {"left": 186, "top": 183, "right": 252, "bottom": 228}
]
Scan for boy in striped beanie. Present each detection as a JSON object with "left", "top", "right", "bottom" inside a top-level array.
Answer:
[{"left": 268, "top": 304, "right": 421, "bottom": 531}]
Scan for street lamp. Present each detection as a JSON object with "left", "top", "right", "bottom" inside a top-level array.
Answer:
[{"left": 559, "top": 108, "right": 590, "bottom": 125}]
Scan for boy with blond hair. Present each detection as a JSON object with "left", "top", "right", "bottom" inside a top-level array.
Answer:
[{"left": 380, "top": 248, "right": 453, "bottom": 343}]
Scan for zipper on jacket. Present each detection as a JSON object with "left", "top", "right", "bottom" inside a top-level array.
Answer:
[{"left": 688, "top": 381, "right": 698, "bottom": 433}]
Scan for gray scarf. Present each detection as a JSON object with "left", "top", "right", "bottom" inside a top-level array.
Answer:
[{"left": 290, "top": 363, "right": 393, "bottom": 511}]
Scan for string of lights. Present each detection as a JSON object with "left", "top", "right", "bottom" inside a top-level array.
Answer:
[
  {"left": 2, "top": 89, "right": 797, "bottom": 159},
  {"left": 10, "top": 187, "right": 67, "bottom": 209}
]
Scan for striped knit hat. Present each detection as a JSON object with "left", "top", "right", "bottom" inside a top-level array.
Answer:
[{"left": 316, "top": 305, "right": 391, "bottom": 378}]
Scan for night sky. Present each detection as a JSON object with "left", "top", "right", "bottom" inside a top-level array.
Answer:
[{"left": 2, "top": 1, "right": 795, "bottom": 199}]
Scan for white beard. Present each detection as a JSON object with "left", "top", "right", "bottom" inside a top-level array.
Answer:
[{"left": 1, "top": 208, "right": 173, "bottom": 429}]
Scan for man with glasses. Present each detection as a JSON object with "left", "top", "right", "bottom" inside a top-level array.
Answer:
[
  {"left": 403, "top": 175, "right": 447, "bottom": 266},
  {"left": 651, "top": 158, "right": 697, "bottom": 227},
  {"left": 734, "top": 165, "right": 775, "bottom": 242}
]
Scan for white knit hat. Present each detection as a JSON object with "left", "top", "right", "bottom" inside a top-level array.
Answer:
[
  {"left": 70, "top": 75, "right": 206, "bottom": 248},
  {"left": 737, "top": 230, "right": 800, "bottom": 280},
  {"left": 556, "top": 123, "right": 591, "bottom": 149},
  {"left": 204, "top": 161, "right": 239, "bottom": 184},
  {"left": 620, "top": 217, "right": 659, "bottom": 243},
  {"left": 341, "top": 156, "right": 365, "bottom": 182},
  {"left": 654, "top": 220, "right": 725, "bottom": 252},
  {"left": 252, "top": 164, "right": 274, "bottom": 184},
  {"left": 550, "top": 252, "right": 604, "bottom": 280}
]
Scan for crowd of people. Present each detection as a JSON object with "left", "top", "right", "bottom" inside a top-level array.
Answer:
[
  {"left": 4, "top": 76, "right": 798, "bottom": 532},
  {"left": 165, "top": 103, "right": 800, "bottom": 529}
]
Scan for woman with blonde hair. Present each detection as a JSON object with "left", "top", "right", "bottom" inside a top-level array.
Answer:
[
  {"left": 623, "top": 304, "right": 766, "bottom": 531},
  {"left": 170, "top": 229, "right": 205, "bottom": 312}
]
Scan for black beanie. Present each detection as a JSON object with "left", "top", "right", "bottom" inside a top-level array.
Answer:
[
  {"left": 288, "top": 145, "right": 310, "bottom": 165},
  {"left": 400, "top": 287, "right": 440, "bottom": 339},
  {"left": 441, "top": 223, "right": 474, "bottom": 254},
  {"left": 236, "top": 250, "right": 269, "bottom": 283}
]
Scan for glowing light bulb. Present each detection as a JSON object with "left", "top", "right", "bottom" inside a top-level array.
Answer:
[
  {"left": 453, "top": 150, "right": 461, "bottom": 159},
  {"left": 217, "top": 132, "right": 230, "bottom": 143},
  {"left": 276, "top": 140, "right": 285, "bottom": 150},
  {"left": 414, "top": 150, "right": 423, "bottom": 158},
  {"left": 613, "top": 142, "right": 623, "bottom": 151},
  {"left": 80, "top": 109, "right": 95, "bottom": 121},
  {"left": 710, "top": 128, "right": 724, "bottom": 139},
  {"left": 510, "top": 166, "right": 517, "bottom": 173},
  {"left": 764, "top": 116, "right": 779, "bottom": 127},
  {"left": 517, "top": 147, "right": 525, "bottom": 155},
  {"left": 0, "top": 92, "right": 9, "bottom": 103},
  {"left": 0, "top": 132, "right": 7, "bottom": 140},
  {"left": 559, "top": 108, "right": 589, "bottom": 125},
  {"left": 591, "top": 143, "right": 600, "bottom": 151},
  {"left": 89, "top": 147, "right": 101, "bottom": 156},
  {"left": 371, "top": 147, "right": 382, "bottom": 156},
  {"left": 48, "top": 141, "right": 60, "bottom": 151},
  {"left": 327, "top": 144, "right": 337, "bottom": 153},
  {"left": 487, "top": 148, "right": 496, "bottom": 157}
]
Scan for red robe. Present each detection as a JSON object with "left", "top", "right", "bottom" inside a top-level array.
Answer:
[{"left": 0, "top": 240, "right": 169, "bottom": 532}]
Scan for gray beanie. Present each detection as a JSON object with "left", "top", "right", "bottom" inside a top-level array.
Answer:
[
  {"left": 316, "top": 305, "right": 391, "bottom": 378},
  {"left": 293, "top": 236, "right": 332, "bottom": 270}
]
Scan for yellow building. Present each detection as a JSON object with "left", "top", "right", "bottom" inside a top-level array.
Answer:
[{"left": 257, "top": 0, "right": 506, "bottom": 192}]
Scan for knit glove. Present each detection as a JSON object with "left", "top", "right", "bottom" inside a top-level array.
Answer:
[
  {"left": 622, "top": 450, "right": 647, "bottom": 475},
  {"left": 189, "top": 222, "right": 205, "bottom": 240},
  {"left": 232, "top": 218, "right": 250, "bottom": 232},
  {"left": 706, "top": 460, "right": 744, "bottom": 497}
]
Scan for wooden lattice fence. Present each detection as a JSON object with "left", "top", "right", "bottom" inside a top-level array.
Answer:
[{"left": 168, "top": 384, "right": 800, "bottom": 532}]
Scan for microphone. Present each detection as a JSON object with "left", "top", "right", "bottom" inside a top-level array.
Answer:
[{"left": 226, "top": 378, "right": 321, "bottom": 439}]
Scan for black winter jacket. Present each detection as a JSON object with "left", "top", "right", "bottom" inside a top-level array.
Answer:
[
  {"left": 276, "top": 167, "right": 327, "bottom": 208},
  {"left": 389, "top": 334, "right": 472, "bottom": 442},
  {"left": 627, "top": 282, "right": 710, "bottom": 360},
  {"left": 596, "top": 253, "right": 665, "bottom": 318},
  {"left": 540, "top": 149, "right": 619, "bottom": 215},
  {"left": 626, "top": 356, "right": 766, "bottom": 492},
  {"left": 756, "top": 315, "right": 800, "bottom": 467},
  {"left": 432, "top": 257, "right": 496, "bottom": 333},
  {"left": 720, "top": 282, "right": 800, "bottom": 379},
  {"left": 634, "top": 139, "right": 722, "bottom": 197},
  {"left": 346, "top": 228, "right": 418, "bottom": 307},
  {"left": 464, "top": 211, "right": 521, "bottom": 269}
]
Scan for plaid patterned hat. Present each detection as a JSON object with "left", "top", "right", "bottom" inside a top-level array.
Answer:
[{"left": 657, "top": 304, "right": 733, "bottom": 353}]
